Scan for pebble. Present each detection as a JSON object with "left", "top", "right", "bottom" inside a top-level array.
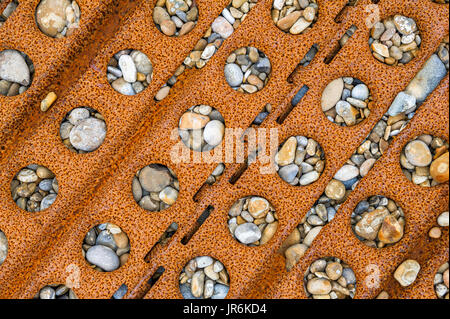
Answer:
[
  {"left": 437, "top": 211, "right": 449, "bottom": 227},
  {"left": 212, "top": 16, "right": 233, "bottom": 39},
  {"left": 430, "top": 151, "right": 449, "bottom": 183},
  {"left": 139, "top": 165, "right": 172, "bottom": 193},
  {"left": 275, "top": 136, "right": 297, "bottom": 166},
  {"left": 324, "top": 179, "right": 345, "bottom": 200},
  {"left": 0, "top": 49, "right": 31, "bottom": 86},
  {"left": 355, "top": 207, "right": 389, "bottom": 241},
  {"left": 153, "top": 1, "right": 198, "bottom": 37},
  {"left": 36, "top": 0, "right": 80, "bottom": 38},
  {"left": 118, "top": 55, "right": 137, "bottom": 83},
  {"left": 334, "top": 165, "right": 359, "bottom": 181},
  {"left": 387, "top": 91, "right": 416, "bottom": 116},
  {"left": 224, "top": 63, "right": 243, "bottom": 87},
  {"left": 0, "top": 231, "right": 7, "bottom": 265},
  {"left": 69, "top": 118, "right": 107, "bottom": 152},
  {"left": 394, "top": 259, "right": 420, "bottom": 287},
  {"left": 234, "top": 223, "right": 261, "bottom": 244},
  {"left": 86, "top": 245, "right": 120, "bottom": 272},
  {"left": 203, "top": 120, "right": 225, "bottom": 146}
]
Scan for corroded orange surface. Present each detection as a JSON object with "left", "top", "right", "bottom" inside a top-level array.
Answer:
[{"left": 0, "top": 0, "right": 448, "bottom": 299}]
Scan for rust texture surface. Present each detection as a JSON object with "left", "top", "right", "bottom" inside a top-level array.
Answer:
[{"left": 0, "top": 0, "right": 448, "bottom": 299}]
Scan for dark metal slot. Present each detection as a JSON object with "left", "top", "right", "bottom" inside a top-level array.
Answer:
[
  {"left": 287, "top": 44, "right": 319, "bottom": 83},
  {"left": 181, "top": 206, "right": 214, "bottom": 245},
  {"left": 111, "top": 284, "right": 128, "bottom": 299},
  {"left": 334, "top": 0, "right": 359, "bottom": 23},
  {"left": 276, "top": 85, "right": 309, "bottom": 125},
  {"left": 147, "top": 266, "right": 165, "bottom": 288},
  {"left": 323, "top": 25, "right": 357, "bottom": 64},
  {"left": 144, "top": 222, "right": 178, "bottom": 262},
  {"left": 228, "top": 160, "right": 248, "bottom": 185}
]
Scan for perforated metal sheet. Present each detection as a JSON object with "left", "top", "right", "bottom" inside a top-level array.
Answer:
[{"left": 0, "top": 0, "right": 448, "bottom": 299}]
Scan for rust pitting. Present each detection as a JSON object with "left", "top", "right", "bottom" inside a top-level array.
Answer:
[{"left": 0, "top": 0, "right": 448, "bottom": 299}]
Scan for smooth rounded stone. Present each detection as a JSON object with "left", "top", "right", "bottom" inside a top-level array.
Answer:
[
  {"left": 203, "top": 279, "right": 214, "bottom": 298},
  {"left": 393, "top": 15, "right": 416, "bottom": 35},
  {"left": 325, "top": 179, "right": 345, "bottom": 200},
  {"left": 355, "top": 207, "right": 389, "bottom": 240},
  {"left": 273, "top": 0, "right": 286, "bottom": 10},
  {"left": 437, "top": 211, "right": 449, "bottom": 227},
  {"left": 394, "top": 259, "right": 420, "bottom": 287},
  {"left": 371, "top": 22, "right": 385, "bottom": 39},
  {"left": 290, "top": 17, "right": 312, "bottom": 34},
  {"left": 195, "top": 256, "right": 214, "bottom": 268},
  {"left": 300, "top": 171, "right": 319, "bottom": 185},
  {"left": 68, "top": 108, "right": 90, "bottom": 125},
  {"left": 118, "top": 55, "right": 137, "bottom": 83},
  {"left": 224, "top": 63, "right": 243, "bottom": 87},
  {"left": 0, "top": 50, "right": 31, "bottom": 86},
  {"left": 307, "top": 278, "right": 332, "bottom": 295},
  {"left": 96, "top": 230, "right": 117, "bottom": 250},
  {"left": 211, "top": 284, "right": 229, "bottom": 299},
  {"left": 84, "top": 228, "right": 96, "bottom": 246},
  {"left": 378, "top": 215, "right": 404, "bottom": 244},
  {"left": 387, "top": 91, "right": 417, "bottom": 116},
  {"left": 69, "top": 118, "right": 106, "bottom": 152},
  {"left": 404, "top": 140, "right": 432, "bottom": 167},
  {"left": 36, "top": 166, "right": 54, "bottom": 179},
  {"left": 153, "top": 6, "right": 170, "bottom": 24},
  {"left": 248, "top": 197, "right": 270, "bottom": 218},
  {"left": 254, "top": 57, "right": 271, "bottom": 73},
  {"left": 277, "top": 11, "right": 302, "bottom": 31},
  {"left": 260, "top": 221, "right": 278, "bottom": 245},
  {"left": 139, "top": 196, "right": 158, "bottom": 211},
  {"left": 179, "top": 112, "right": 209, "bottom": 130},
  {"left": 38, "top": 179, "right": 53, "bottom": 192},
  {"left": 429, "top": 227, "right": 442, "bottom": 239},
  {"left": 138, "top": 166, "right": 172, "bottom": 193},
  {"left": 86, "top": 245, "right": 120, "bottom": 271},
  {"left": 351, "top": 84, "right": 369, "bottom": 100},
  {"left": 310, "top": 259, "right": 327, "bottom": 273},
  {"left": 234, "top": 223, "right": 261, "bottom": 244},
  {"left": 430, "top": 152, "right": 449, "bottom": 183},
  {"left": 180, "top": 283, "right": 199, "bottom": 299},
  {"left": 201, "top": 45, "right": 216, "bottom": 60},
  {"left": 40, "top": 194, "right": 57, "bottom": 210},
  {"left": 130, "top": 50, "right": 152, "bottom": 74},
  {"left": 336, "top": 101, "right": 357, "bottom": 125},
  {"left": 326, "top": 262, "right": 343, "bottom": 281},
  {"left": 371, "top": 42, "right": 389, "bottom": 57},
  {"left": 161, "top": 19, "right": 176, "bottom": 36},
  {"left": 212, "top": 16, "right": 233, "bottom": 38},
  {"left": 303, "top": 226, "right": 322, "bottom": 246},
  {"left": 327, "top": 207, "right": 337, "bottom": 221},
  {"left": 132, "top": 177, "right": 142, "bottom": 201},
  {"left": 278, "top": 164, "right": 299, "bottom": 183},
  {"left": 191, "top": 271, "right": 205, "bottom": 298},
  {"left": 0, "top": 231, "right": 8, "bottom": 265},
  {"left": 359, "top": 158, "right": 376, "bottom": 177},
  {"left": 321, "top": 78, "right": 344, "bottom": 111},
  {"left": 405, "top": 54, "right": 447, "bottom": 104},
  {"left": 111, "top": 78, "right": 135, "bottom": 95},
  {"left": 17, "top": 169, "right": 38, "bottom": 183},
  {"left": 159, "top": 186, "right": 178, "bottom": 205},
  {"left": 285, "top": 243, "right": 308, "bottom": 271},
  {"left": 35, "top": 0, "right": 71, "bottom": 37},
  {"left": 39, "top": 286, "right": 56, "bottom": 299},
  {"left": 203, "top": 120, "right": 224, "bottom": 146},
  {"left": 276, "top": 136, "right": 297, "bottom": 166},
  {"left": 59, "top": 122, "right": 74, "bottom": 139},
  {"left": 213, "top": 261, "right": 224, "bottom": 273},
  {"left": 204, "top": 264, "right": 219, "bottom": 281},
  {"left": 342, "top": 267, "right": 356, "bottom": 285},
  {"left": 334, "top": 165, "right": 359, "bottom": 181}
]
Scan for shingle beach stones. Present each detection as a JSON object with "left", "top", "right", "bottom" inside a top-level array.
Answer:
[
  {"left": 35, "top": 0, "right": 81, "bottom": 38},
  {"left": 0, "top": 49, "right": 34, "bottom": 96},
  {"left": 82, "top": 223, "right": 130, "bottom": 272},
  {"left": 153, "top": 0, "right": 198, "bottom": 37},
  {"left": 34, "top": 284, "right": 77, "bottom": 299},
  {"left": 271, "top": 0, "right": 318, "bottom": 35}
]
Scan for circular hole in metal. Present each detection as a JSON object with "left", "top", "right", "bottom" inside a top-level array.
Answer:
[
  {"left": 369, "top": 14, "right": 421, "bottom": 66},
  {"left": 60, "top": 107, "right": 107, "bottom": 153},
  {"left": 132, "top": 164, "right": 179, "bottom": 212},
  {"left": 0, "top": 49, "right": 34, "bottom": 96},
  {"left": 153, "top": 0, "right": 198, "bottom": 37},
  {"left": 82, "top": 222, "right": 130, "bottom": 272},
  {"left": 321, "top": 77, "right": 372, "bottom": 127},
  {"left": 34, "top": 284, "right": 77, "bottom": 299},
  {"left": 275, "top": 136, "right": 325, "bottom": 186},
  {"left": 179, "top": 256, "right": 230, "bottom": 299},
  {"left": 35, "top": 0, "right": 81, "bottom": 38},
  {"left": 271, "top": 0, "right": 319, "bottom": 35},
  {"left": 351, "top": 195, "right": 405, "bottom": 249},
  {"left": 178, "top": 105, "right": 225, "bottom": 152},
  {"left": 107, "top": 49, "right": 153, "bottom": 96},
  {"left": 304, "top": 256, "right": 356, "bottom": 299},
  {"left": 10, "top": 164, "right": 58, "bottom": 212},
  {"left": 400, "top": 135, "right": 449, "bottom": 187},
  {"left": 224, "top": 46, "right": 271, "bottom": 94},
  {"left": 228, "top": 196, "right": 278, "bottom": 246}
]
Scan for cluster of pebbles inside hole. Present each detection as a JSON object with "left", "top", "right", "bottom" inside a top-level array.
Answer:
[
  {"left": 400, "top": 135, "right": 449, "bottom": 187},
  {"left": 351, "top": 195, "right": 405, "bottom": 249},
  {"left": 0, "top": 49, "right": 34, "bottom": 96},
  {"left": 60, "top": 107, "right": 107, "bottom": 153},
  {"left": 178, "top": 105, "right": 225, "bottom": 151},
  {"left": 132, "top": 164, "right": 179, "bottom": 212},
  {"left": 107, "top": 49, "right": 153, "bottom": 96},
  {"left": 369, "top": 15, "right": 421, "bottom": 66},
  {"left": 153, "top": 0, "right": 198, "bottom": 37},
  {"left": 82, "top": 223, "right": 130, "bottom": 272},
  {"left": 271, "top": 0, "right": 318, "bottom": 35},
  {"left": 228, "top": 196, "right": 278, "bottom": 246},
  {"left": 34, "top": 284, "right": 77, "bottom": 299},
  {"left": 321, "top": 77, "right": 372, "bottom": 127},
  {"left": 0, "top": 230, "right": 7, "bottom": 266},
  {"left": 304, "top": 257, "right": 356, "bottom": 299},
  {"left": 275, "top": 136, "right": 325, "bottom": 186},
  {"left": 434, "top": 262, "right": 449, "bottom": 299},
  {"left": 179, "top": 256, "right": 230, "bottom": 299},
  {"left": 11, "top": 165, "right": 58, "bottom": 212},
  {"left": 224, "top": 46, "right": 271, "bottom": 94},
  {"left": 35, "top": 0, "right": 80, "bottom": 38}
]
